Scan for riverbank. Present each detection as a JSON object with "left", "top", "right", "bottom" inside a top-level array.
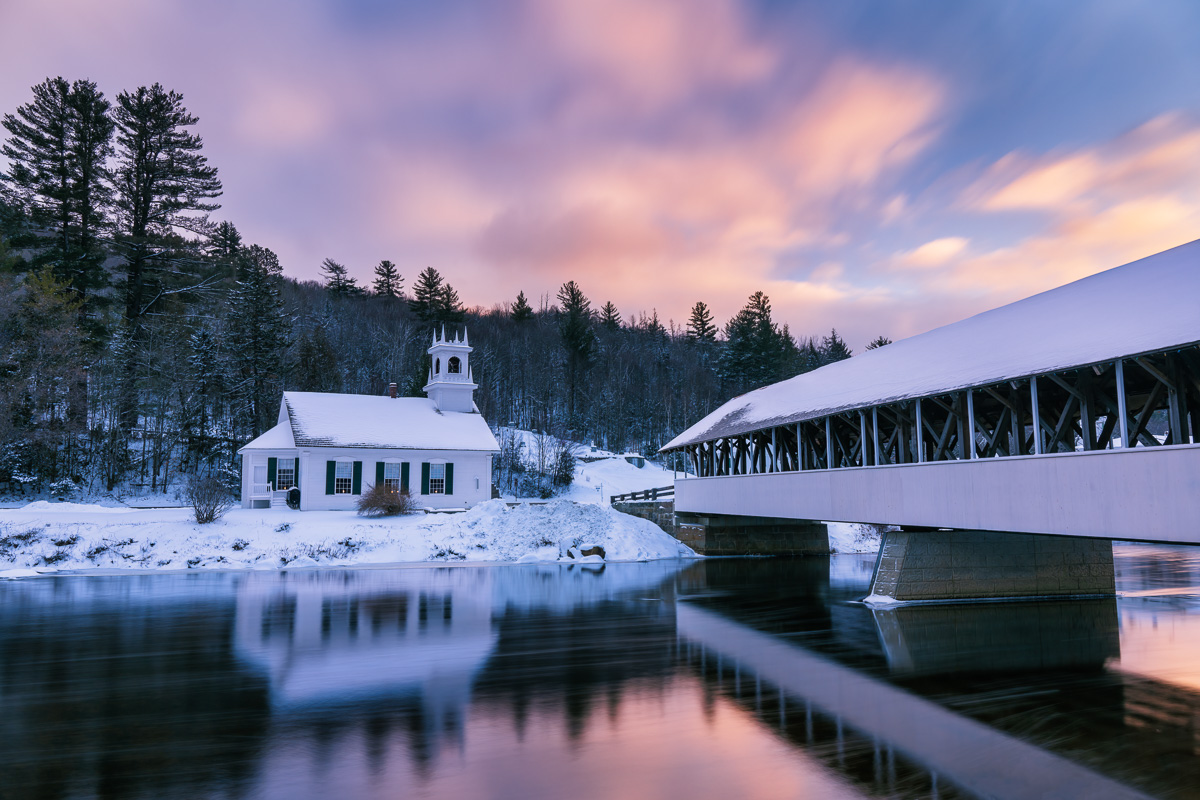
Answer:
[{"left": 0, "top": 499, "right": 698, "bottom": 577}]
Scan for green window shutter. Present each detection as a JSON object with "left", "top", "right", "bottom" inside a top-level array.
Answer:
[
  {"left": 445, "top": 463, "right": 454, "bottom": 495},
  {"left": 295, "top": 458, "right": 300, "bottom": 489},
  {"left": 401, "top": 462, "right": 410, "bottom": 493},
  {"left": 421, "top": 462, "right": 430, "bottom": 495},
  {"left": 267, "top": 457, "right": 277, "bottom": 487},
  {"left": 352, "top": 461, "right": 363, "bottom": 494},
  {"left": 375, "top": 461, "right": 384, "bottom": 489},
  {"left": 325, "top": 461, "right": 335, "bottom": 495}
]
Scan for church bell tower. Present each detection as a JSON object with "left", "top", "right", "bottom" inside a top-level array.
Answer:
[{"left": 423, "top": 327, "right": 477, "bottom": 413}]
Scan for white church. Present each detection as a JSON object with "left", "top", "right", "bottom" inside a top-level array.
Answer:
[{"left": 239, "top": 329, "right": 499, "bottom": 510}]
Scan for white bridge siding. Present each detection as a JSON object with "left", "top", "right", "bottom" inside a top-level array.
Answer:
[{"left": 675, "top": 443, "right": 1200, "bottom": 545}]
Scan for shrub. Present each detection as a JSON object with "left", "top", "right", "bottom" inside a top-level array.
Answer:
[
  {"left": 185, "top": 474, "right": 235, "bottom": 524},
  {"left": 356, "top": 483, "right": 416, "bottom": 517}
]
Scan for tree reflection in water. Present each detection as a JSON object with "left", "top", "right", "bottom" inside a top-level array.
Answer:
[{"left": 0, "top": 548, "right": 1197, "bottom": 799}]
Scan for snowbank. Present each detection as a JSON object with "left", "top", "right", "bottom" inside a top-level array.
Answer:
[{"left": 0, "top": 499, "right": 696, "bottom": 576}]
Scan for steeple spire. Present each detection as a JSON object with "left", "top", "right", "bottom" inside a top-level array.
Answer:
[{"left": 423, "top": 327, "right": 477, "bottom": 413}]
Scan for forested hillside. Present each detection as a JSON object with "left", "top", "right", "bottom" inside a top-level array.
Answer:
[{"left": 0, "top": 77, "right": 882, "bottom": 496}]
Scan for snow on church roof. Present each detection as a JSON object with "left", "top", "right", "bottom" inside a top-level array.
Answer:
[
  {"left": 245, "top": 392, "right": 499, "bottom": 452},
  {"left": 663, "top": 238, "right": 1200, "bottom": 451},
  {"left": 240, "top": 421, "right": 296, "bottom": 450}
]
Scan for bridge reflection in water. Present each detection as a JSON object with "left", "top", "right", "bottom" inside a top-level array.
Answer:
[{"left": 0, "top": 552, "right": 1198, "bottom": 799}]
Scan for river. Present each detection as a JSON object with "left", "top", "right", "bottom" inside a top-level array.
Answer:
[{"left": 0, "top": 544, "right": 1197, "bottom": 799}]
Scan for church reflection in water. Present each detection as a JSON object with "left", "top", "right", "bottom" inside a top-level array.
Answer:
[{"left": 1, "top": 549, "right": 1199, "bottom": 799}]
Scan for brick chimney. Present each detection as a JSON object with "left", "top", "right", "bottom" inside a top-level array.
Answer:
[{"left": 388, "top": 382, "right": 398, "bottom": 399}]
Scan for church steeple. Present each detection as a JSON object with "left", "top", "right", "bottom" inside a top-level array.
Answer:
[{"left": 423, "top": 327, "right": 477, "bottom": 412}]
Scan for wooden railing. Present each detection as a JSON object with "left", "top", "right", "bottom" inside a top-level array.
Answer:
[
  {"left": 251, "top": 482, "right": 274, "bottom": 498},
  {"left": 610, "top": 485, "right": 675, "bottom": 504}
]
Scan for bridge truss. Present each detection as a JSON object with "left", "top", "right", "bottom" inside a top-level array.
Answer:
[{"left": 676, "top": 344, "right": 1200, "bottom": 478}]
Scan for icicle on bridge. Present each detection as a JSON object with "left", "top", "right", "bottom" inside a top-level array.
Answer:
[{"left": 660, "top": 240, "right": 1200, "bottom": 602}]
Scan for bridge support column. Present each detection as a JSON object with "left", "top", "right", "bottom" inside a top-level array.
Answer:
[
  {"left": 867, "top": 529, "right": 1114, "bottom": 603},
  {"left": 675, "top": 513, "right": 829, "bottom": 556}
]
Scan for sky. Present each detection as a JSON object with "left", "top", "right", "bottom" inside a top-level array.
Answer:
[{"left": 3, "top": 0, "right": 1200, "bottom": 349}]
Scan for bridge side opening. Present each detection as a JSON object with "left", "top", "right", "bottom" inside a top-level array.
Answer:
[{"left": 675, "top": 343, "right": 1198, "bottom": 482}]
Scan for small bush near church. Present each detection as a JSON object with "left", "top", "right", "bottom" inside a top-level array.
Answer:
[
  {"left": 186, "top": 474, "right": 235, "bottom": 524},
  {"left": 357, "top": 483, "right": 416, "bottom": 517}
]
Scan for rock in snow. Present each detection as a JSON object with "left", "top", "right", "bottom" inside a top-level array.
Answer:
[{"left": 0, "top": 499, "right": 696, "bottom": 575}]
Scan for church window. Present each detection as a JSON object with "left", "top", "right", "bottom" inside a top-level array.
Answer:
[
  {"left": 276, "top": 458, "right": 295, "bottom": 490},
  {"left": 383, "top": 462, "right": 401, "bottom": 491},
  {"left": 429, "top": 463, "right": 445, "bottom": 494},
  {"left": 335, "top": 461, "right": 353, "bottom": 494}
]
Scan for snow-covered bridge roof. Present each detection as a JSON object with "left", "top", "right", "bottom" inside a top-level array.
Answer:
[
  {"left": 663, "top": 238, "right": 1200, "bottom": 451},
  {"left": 242, "top": 392, "right": 500, "bottom": 452}
]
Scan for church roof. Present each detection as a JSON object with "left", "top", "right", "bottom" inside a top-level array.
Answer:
[
  {"left": 240, "top": 421, "right": 296, "bottom": 450},
  {"left": 663, "top": 238, "right": 1200, "bottom": 451},
  {"left": 241, "top": 392, "right": 500, "bottom": 452}
]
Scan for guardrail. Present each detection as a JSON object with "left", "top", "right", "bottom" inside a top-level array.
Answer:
[{"left": 610, "top": 485, "right": 675, "bottom": 504}]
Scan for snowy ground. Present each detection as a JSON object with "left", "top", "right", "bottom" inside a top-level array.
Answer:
[
  {"left": 0, "top": 499, "right": 697, "bottom": 578},
  {"left": 0, "top": 430, "right": 881, "bottom": 578},
  {"left": 497, "top": 428, "right": 677, "bottom": 504}
]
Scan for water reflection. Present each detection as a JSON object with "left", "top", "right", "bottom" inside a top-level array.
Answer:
[
  {"left": 872, "top": 599, "right": 1120, "bottom": 675},
  {"left": 0, "top": 548, "right": 1198, "bottom": 799}
]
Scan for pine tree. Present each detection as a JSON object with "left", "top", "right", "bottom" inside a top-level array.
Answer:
[
  {"left": 320, "top": 257, "right": 361, "bottom": 297},
  {"left": 439, "top": 282, "right": 465, "bottom": 323},
  {"left": 719, "top": 291, "right": 788, "bottom": 392},
  {"left": 112, "top": 83, "right": 222, "bottom": 329},
  {"left": 511, "top": 290, "right": 533, "bottom": 323},
  {"left": 1, "top": 77, "right": 114, "bottom": 310},
  {"left": 371, "top": 259, "right": 402, "bottom": 298},
  {"left": 686, "top": 301, "right": 717, "bottom": 342},
  {"left": 599, "top": 300, "right": 621, "bottom": 331},
  {"left": 1, "top": 269, "right": 87, "bottom": 483},
  {"left": 865, "top": 335, "right": 892, "bottom": 350},
  {"left": 822, "top": 328, "right": 853, "bottom": 362},
  {"left": 226, "top": 245, "right": 289, "bottom": 438},
  {"left": 295, "top": 324, "right": 341, "bottom": 393},
  {"left": 643, "top": 309, "right": 667, "bottom": 340},
  {"left": 410, "top": 266, "right": 444, "bottom": 324},
  {"left": 184, "top": 326, "right": 224, "bottom": 470},
  {"left": 208, "top": 221, "right": 241, "bottom": 261},
  {"left": 557, "top": 280, "right": 595, "bottom": 421}
]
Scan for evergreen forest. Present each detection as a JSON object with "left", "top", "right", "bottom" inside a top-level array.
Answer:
[{"left": 0, "top": 77, "right": 876, "bottom": 496}]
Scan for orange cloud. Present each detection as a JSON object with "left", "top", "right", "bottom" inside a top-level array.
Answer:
[
  {"left": 940, "top": 114, "right": 1200, "bottom": 300},
  {"left": 775, "top": 59, "right": 944, "bottom": 192},
  {"left": 895, "top": 237, "right": 969, "bottom": 269}
]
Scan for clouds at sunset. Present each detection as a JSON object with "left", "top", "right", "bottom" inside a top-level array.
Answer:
[{"left": 3, "top": 0, "right": 1200, "bottom": 347}]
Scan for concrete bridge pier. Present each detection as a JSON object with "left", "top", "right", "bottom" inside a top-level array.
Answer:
[
  {"left": 674, "top": 512, "right": 829, "bottom": 556},
  {"left": 868, "top": 529, "right": 1115, "bottom": 603}
]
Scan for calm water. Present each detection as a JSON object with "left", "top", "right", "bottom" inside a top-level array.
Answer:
[{"left": 1, "top": 546, "right": 1198, "bottom": 800}]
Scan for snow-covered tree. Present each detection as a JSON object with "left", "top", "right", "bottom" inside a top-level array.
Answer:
[{"left": 865, "top": 335, "right": 892, "bottom": 350}]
